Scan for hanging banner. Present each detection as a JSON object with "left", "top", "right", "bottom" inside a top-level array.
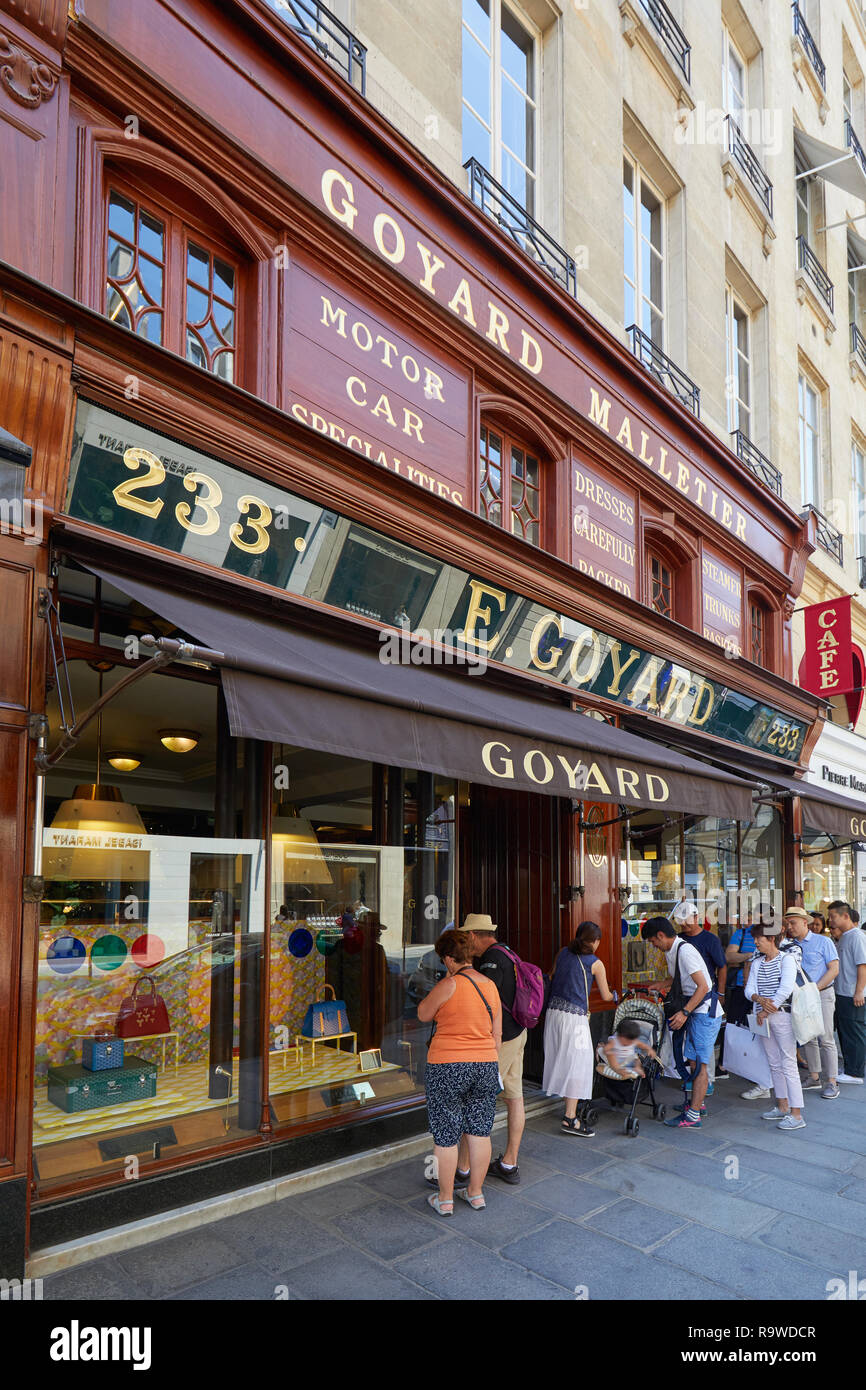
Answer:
[{"left": 800, "top": 595, "right": 854, "bottom": 696}]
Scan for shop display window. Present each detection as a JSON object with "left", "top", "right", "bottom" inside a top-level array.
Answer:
[
  {"left": 739, "top": 804, "right": 783, "bottom": 938},
  {"left": 801, "top": 828, "right": 855, "bottom": 917},
  {"left": 268, "top": 747, "right": 456, "bottom": 1125},
  {"left": 620, "top": 811, "right": 683, "bottom": 987}
]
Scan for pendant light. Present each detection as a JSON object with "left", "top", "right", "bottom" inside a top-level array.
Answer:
[
  {"left": 50, "top": 662, "right": 146, "bottom": 837},
  {"left": 272, "top": 805, "right": 333, "bottom": 885},
  {"left": 159, "top": 729, "right": 200, "bottom": 753}
]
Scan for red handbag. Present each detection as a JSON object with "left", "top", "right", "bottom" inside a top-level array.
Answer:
[{"left": 115, "top": 975, "right": 171, "bottom": 1038}]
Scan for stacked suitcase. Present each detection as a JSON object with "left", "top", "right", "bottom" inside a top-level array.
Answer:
[{"left": 46, "top": 1033, "right": 158, "bottom": 1113}]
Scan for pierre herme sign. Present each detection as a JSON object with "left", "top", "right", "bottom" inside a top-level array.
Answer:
[{"left": 67, "top": 401, "right": 808, "bottom": 764}]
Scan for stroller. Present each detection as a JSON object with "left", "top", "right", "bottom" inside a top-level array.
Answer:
[{"left": 591, "top": 990, "right": 668, "bottom": 1136}]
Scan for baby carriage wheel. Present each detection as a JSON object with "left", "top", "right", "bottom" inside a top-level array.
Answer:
[
  {"left": 624, "top": 1116, "right": 640, "bottom": 1137},
  {"left": 584, "top": 1108, "right": 599, "bottom": 1128},
  {"left": 654, "top": 1105, "right": 667, "bottom": 1122}
]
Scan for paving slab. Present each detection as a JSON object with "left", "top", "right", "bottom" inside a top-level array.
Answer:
[
  {"left": 168, "top": 1263, "right": 285, "bottom": 1301},
  {"left": 405, "top": 1187, "right": 554, "bottom": 1248},
  {"left": 502, "top": 1220, "right": 739, "bottom": 1300},
  {"left": 584, "top": 1198, "right": 691, "bottom": 1250},
  {"left": 395, "top": 1234, "right": 574, "bottom": 1300},
  {"left": 276, "top": 1247, "right": 436, "bottom": 1301},
  {"left": 112, "top": 1227, "right": 246, "bottom": 1297},
  {"left": 656, "top": 1224, "right": 828, "bottom": 1300},
  {"left": 637, "top": 1147, "right": 766, "bottom": 1194},
  {"left": 519, "top": 1173, "right": 620, "bottom": 1220},
  {"left": 331, "top": 1197, "right": 450, "bottom": 1261},
  {"left": 758, "top": 1211, "right": 866, "bottom": 1277},
  {"left": 216, "top": 1204, "right": 345, "bottom": 1274},
  {"left": 44, "top": 1257, "right": 150, "bottom": 1302},
  {"left": 583, "top": 1161, "right": 779, "bottom": 1238}
]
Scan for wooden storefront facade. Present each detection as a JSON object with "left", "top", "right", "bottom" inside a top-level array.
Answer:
[{"left": 0, "top": 0, "right": 831, "bottom": 1274}]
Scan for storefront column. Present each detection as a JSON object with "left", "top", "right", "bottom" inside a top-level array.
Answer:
[
  {"left": 208, "top": 689, "right": 235, "bottom": 1100},
  {"left": 786, "top": 797, "right": 803, "bottom": 907},
  {"left": 238, "top": 739, "right": 264, "bottom": 1132}
]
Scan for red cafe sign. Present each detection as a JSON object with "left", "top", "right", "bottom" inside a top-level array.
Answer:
[{"left": 800, "top": 596, "right": 854, "bottom": 696}]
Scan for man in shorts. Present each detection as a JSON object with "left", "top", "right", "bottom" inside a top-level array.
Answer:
[
  {"left": 462, "top": 913, "right": 527, "bottom": 1184},
  {"left": 642, "top": 915, "right": 724, "bottom": 1129}
]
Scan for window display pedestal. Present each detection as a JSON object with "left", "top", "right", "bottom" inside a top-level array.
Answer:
[{"left": 295, "top": 1031, "right": 358, "bottom": 1067}]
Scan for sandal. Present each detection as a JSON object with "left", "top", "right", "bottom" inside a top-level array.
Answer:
[
  {"left": 456, "top": 1189, "right": 486, "bottom": 1210},
  {"left": 426, "top": 1193, "right": 453, "bottom": 1216}
]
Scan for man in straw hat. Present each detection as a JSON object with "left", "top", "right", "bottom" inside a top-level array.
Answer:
[
  {"left": 460, "top": 913, "right": 527, "bottom": 1185},
  {"left": 784, "top": 906, "right": 840, "bottom": 1100}
]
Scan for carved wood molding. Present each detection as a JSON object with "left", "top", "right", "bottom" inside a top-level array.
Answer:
[{"left": 0, "top": 31, "right": 57, "bottom": 107}]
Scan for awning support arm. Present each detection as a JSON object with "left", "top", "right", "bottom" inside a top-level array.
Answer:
[
  {"left": 796, "top": 154, "right": 855, "bottom": 179},
  {"left": 36, "top": 647, "right": 177, "bottom": 770}
]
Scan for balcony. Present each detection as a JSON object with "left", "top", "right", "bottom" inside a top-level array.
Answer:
[
  {"left": 846, "top": 119, "right": 866, "bottom": 183},
  {"left": 808, "top": 506, "right": 844, "bottom": 565},
  {"left": 267, "top": 0, "right": 366, "bottom": 94},
  {"left": 859, "top": 555, "right": 866, "bottom": 591},
  {"left": 852, "top": 322, "right": 866, "bottom": 373},
  {"left": 730, "top": 430, "right": 782, "bottom": 499},
  {"left": 792, "top": 2, "right": 825, "bottom": 91},
  {"left": 725, "top": 116, "right": 773, "bottom": 218},
  {"left": 796, "top": 235, "right": 834, "bottom": 313},
  {"left": 634, "top": 0, "right": 691, "bottom": 83},
  {"left": 626, "top": 325, "right": 700, "bottom": 417},
  {"left": 464, "top": 159, "right": 577, "bottom": 297}
]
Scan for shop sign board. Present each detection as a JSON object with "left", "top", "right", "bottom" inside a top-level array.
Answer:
[
  {"left": 285, "top": 259, "right": 471, "bottom": 507},
  {"left": 800, "top": 596, "right": 854, "bottom": 696},
  {"left": 571, "top": 458, "right": 636, "bottom": 597},
  {"left": 701, "top": 548, "right": 743, "bottom": 657},
  {"left": 65, "top": 400, "right": 809, "bottom": 764}
]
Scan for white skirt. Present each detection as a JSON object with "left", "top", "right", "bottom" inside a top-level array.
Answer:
[{"left": 542, "top": 1008, "right": 594, "bottom": 1101}]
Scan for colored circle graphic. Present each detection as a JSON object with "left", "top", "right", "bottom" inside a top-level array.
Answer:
[
  {"left": 47, "top": 935, "right": 86, "bottom": 975},
  {"left": 91, "top": 934, "right": 128, "bottom": 972},
  {"left": 288, "top": 928, "right": 313, "bottom": 959},
  {"left": 131, "top": 934, "right": 165, "bottom": 968},
  {"left": 316, "top": 929, "right": 339, "bottom": 957},
  {"left": 621, "top": 920, "right": 629, "bottom": 938},
  {"left": 629, "top": 923, "right": 640, "bottom": 937}
]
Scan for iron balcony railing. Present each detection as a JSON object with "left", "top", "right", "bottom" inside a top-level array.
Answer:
[
  {"left": 797, "top": 235, "right": 834, "bottom": 313},
  {"left": 846, "top": 118, "right": 866, "bottom": 182},
  {"left": 626, "top": 324, "right": 700, "bottom": 416},
  {"left": 730, "top": 430, "right": 782, "bottom": 498},
  {"left": 852, "top": 322, "right": 866, "bottom": 371},
  {"left": 809, "top": 506, "right": 844, "bottom": 565},
  {"left": 859, "top": 555, "right": 866, "bottom": 590},
  {"left": 792, "top": 2, "right": 825, "bottom": 91},
  {"left": 635, "top": 0, "right": 690, "bottom": 83},
  {"left": 269, "top": 0, "right": 366, "bottom": 94},
  {"left": 463, "top": 158, "right": 577, "bottom": 297},
  {"left": 725, "top": 116, "right": 773, "bottom": 217}
]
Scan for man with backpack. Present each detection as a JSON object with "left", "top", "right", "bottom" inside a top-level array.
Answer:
[{"left": 461, "top": 913, "right": 543, "bottom": 1184}]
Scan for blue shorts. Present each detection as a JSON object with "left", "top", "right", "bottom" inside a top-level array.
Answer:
[{"left": 684, "top": 1011, "right": 723, "bottom": 1068}]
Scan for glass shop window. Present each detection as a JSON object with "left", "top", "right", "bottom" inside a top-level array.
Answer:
[
  {"left": 268, "top": 747, "right": 456, "bottom": 1128},
  {"left": 683, "top": 814, "right": 737, "bottom": 938},
  {"left": 620, "top": 812, "right": 683, "bottom": 988},
  {"left": 801, "top": 830, "right": 855, "bottom": 917},
  {"left": 738, "top": 804, "right": 783, "bottom": 938}
]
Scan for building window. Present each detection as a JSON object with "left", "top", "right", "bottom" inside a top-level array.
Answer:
[
  {"left": 723, "top": 27, "right": 747, "bottom": 125},
  {"left": 105, "top": 183, "right": 239, "bottom": 383},
  {"left": 849, "top": 236, "right": 866, "bottom": 335},
  {"left": 623, "top": 154, "right": 664, "bottom": 347},
  {"left": 462, "top": 0, "right": 538, "bottom": 215},
  {"left": 844, "top": 70, "right": 855, "bottom": 128},
  {"left": 795, "top": 149, "right": 814, "bottom": 244},
  {"left": 853, "top": 439, "right": 866, "bottom": 560},
  {"left": 479, "top": 424, "right": 541, "bottom": 544},
  {"left": 749, "top": 600, "right": 765, "bottom": 665},
  {"left": 106, "top": 190, "right": 166, "bottom": 344},
  {"left": 725, "top": 286, "right": 751, "bottom": 436},
  {"left": 798, "top": 371, "right": 820, "bottom": 506},
  {"left": 649, "top": 554, "right": 673, "bottom": 618}
]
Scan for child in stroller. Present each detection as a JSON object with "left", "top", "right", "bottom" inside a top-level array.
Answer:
[{"left": 594, "top": 992, "right": 668, "bottom": 1136}]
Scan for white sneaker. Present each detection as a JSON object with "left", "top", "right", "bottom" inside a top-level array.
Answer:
[
  {"left": 741, "top": 1085, "right": 770, "bottom": 1100},
  {"left": 777, "top": 1115, "right": 806, "bottom": 1131},
  {"left": 761, "top": 1107, "right": 786, "bottom": 1120},
  {"left": 837, "top": 1073, "right": 865, "bottom": 1084}
]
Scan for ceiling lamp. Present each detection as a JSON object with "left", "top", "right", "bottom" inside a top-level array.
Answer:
[
  {"left": 159, "top": 729, "right": 200, "bottom": 754},
  {"left": 49, "top": 664, "right": 146, "bottom": 839},
  {"left": 107, "top": 753, "right": 141, "bottom": 773},
  {"left": 272, "top": 811, "right": 333, "bottom": 885}
]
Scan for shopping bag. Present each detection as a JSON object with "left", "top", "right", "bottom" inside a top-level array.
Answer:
[
  {"left": 658, "top": 1026, "right": 681, "bottom": 1080},
  {"left": 791, "top": 977, "right": 824, "bottom": 1046},
  {"left": 723, "top": 1022, "right": 772, "bottom": 1089}
]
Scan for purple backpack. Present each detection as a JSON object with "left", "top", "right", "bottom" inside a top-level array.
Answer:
[{"left": 491, "top": 943, "right": 545, "bottom": 1030}]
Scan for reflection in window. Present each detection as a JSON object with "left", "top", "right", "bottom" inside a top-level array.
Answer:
[
  {"left": 801, "top": 830, "right": 855, "bottom": 916},
  {"left": 623, "top": 154, "right": 664, "bottom": 347},
  {"left": 106, "top": 189, "right": 165, "bottom": 344},
  {"left": 750, "top": 600, "right": 765, "bottom": 666},
  {"left": 649, "top": 554, "right": 672, "bottom": 618},
  {"left": 621, "top": 812, "right": 682, "bottom": 987}
]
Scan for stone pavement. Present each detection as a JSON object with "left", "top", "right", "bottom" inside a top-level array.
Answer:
[{"left": 42, "top": 1073, "right": 866, "bottom": 1301}]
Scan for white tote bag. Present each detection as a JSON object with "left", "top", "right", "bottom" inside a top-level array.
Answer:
[
  {"left": 791, "top": 976, "right": 824, "bottom": 1045},
  {"left": 723, "top": 1022, "right": 773, "bottom": 1089}
]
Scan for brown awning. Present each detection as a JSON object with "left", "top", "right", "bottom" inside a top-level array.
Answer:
[
  {"left": 702, "top": 753, "right": 866, "bottom": 840},
  {"left": 87, "top": 563, "right": 756, "bottom": 818}
]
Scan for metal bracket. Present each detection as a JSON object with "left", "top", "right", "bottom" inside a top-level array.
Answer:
[{"left": 23, "top": 875, "right": 45, "bottom": 903}]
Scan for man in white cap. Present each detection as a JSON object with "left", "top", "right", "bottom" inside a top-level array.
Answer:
[{"left": 671, "top": 899, "right": 727, "bottom": 1090}]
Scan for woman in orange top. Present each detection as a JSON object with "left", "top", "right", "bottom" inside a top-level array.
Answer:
[{"left": 418, "top": 928, "right": 502, "bottom": 1216}]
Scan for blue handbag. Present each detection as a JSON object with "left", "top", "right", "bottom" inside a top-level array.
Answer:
[{"left": 301, "top": 983, "right": 350, "bottom": 1039}]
